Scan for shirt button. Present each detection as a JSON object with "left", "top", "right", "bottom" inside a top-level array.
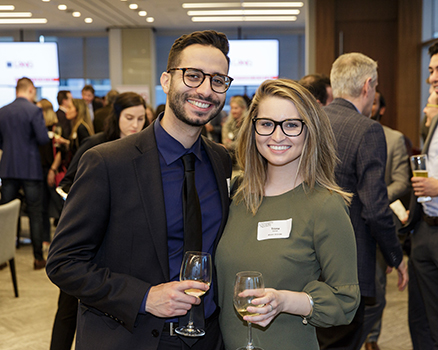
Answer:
[{"left": 151, "top": 329, "right": 160, "bottom": 337}]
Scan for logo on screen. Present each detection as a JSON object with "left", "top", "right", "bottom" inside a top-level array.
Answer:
[{"left": 7, "top": 62, "right": 12, "bottom": 68}]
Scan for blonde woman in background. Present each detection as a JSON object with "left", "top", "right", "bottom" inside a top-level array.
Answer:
[
  {"left": 68, "top": 98, "right": 94, "bottom": 152},
  {"left": 222, "top": 95, "right": 248, "bottom": 166}
]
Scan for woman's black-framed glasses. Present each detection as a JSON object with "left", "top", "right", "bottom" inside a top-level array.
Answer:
[
  {"left": 253, "top": 118, "right": 306, "bottom": 137},
  {"left": 167, "top": 67, "right": 233, "bottom": 94}
]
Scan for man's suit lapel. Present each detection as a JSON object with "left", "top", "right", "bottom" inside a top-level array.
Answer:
[
  {"left": 423, "top": 115, "right": 438, "bottom": 153},
  {"left": 133, "top": 126, "right": 170, "bottom": 280}
]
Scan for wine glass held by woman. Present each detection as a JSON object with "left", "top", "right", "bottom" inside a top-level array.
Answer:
[{"left": 216, "top": 79, "right": 360, "bottom": 350}]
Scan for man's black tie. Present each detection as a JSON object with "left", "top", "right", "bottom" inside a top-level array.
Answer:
[{"left": 179, "top": 153, "right": 204, "bottom": 346}]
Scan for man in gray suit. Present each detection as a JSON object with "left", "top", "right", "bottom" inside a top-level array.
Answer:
[
  {"left": 316, "top": 52, "right": 408, "bottom": 350},
  {"left": 406, "top": 41, "right": 438, "bottom": 349},
  {"left": 363, "top": 91, "right": 410, "bottom": 350}
]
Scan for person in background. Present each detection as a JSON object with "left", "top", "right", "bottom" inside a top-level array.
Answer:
[
  {"left": 205, "top": 110, "right": 226, "bottom": 143},
  {"left": 46, "top": 30, "right": 232, "bottom": 350},
  {"left": 145, "top": 103, "right": 157, "bottom": 125},
  {"left": 37, "top": 99, "right": 65, "bottom": 253},
  {"left": 299, "top": 73, "right": 333, "bottom": 106},
  {"left": 0, "top": 77, "right": 50, "bottom": 270},
  {"left": 154, "top": 103, "right": 165, "bottom": 120},
  {"left": 362, "top": 91, "right": 410, "bottom": 350},
  {"left": 81, "top": 84, "right": 103, "bottom": 122},
  {"left": 56, "top": 90, "right": 73, "bottom": 139},
  {"left": 316, "top": 52, "right": 408, "bottom": 350},
  {"left": 93, "top": 89, "right": 119, "bottom": 133},
  {"left": 222, "top": 95, "right": 248, "bottom": 165},
  {"left": 49, "top": 92, "right": 147, "bottom": 350},
  {"left": 403, "top": 42, "right": 438, "bottom": 348},
  {"left": 68, "top": 99, "right": 94, "bottom": 153},
  {"left": 216, "top": 79, "right": 360, "bottom": 350}
]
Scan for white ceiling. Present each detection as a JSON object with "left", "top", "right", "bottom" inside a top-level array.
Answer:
[{"left": 1, "top": 0, "right": 306, "bottom": 32}]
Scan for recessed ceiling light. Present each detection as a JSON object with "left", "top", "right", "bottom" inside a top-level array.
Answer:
[
  {"left": 0, "top": 18, "right": 47, "bottom": 24},
  {"left": 129, "top": 4, "right": 138, "bottom": 10},
  {"left": 183, "top": 2, "right": 303, "bottom": 8},
  {"left": 84, "top": 17, "right": 93, "bottom": 23},
  {"left": 58, "top": 4, "right": 67, "bottom": 10},
  {"left": 191, "top": 15, "right": 297, "bottom": 22},
  {"left": 187, "top": 9, "right": 299, "bottom": 16},
  {"left": 72, "top": 11, "right": 81, "bottom": 17},
  {"left": 0, "top": 5, "right": 15, "bottom": 10},
  {"left": 146, "top": 17, "right": 154, "bottom": 23},
  {"left": 138, "top": 10, "right": 147, "bottom": 16},
  {"left": 42, "top": 0, "right": 50, "bottom": 2},
  {"left": 0, "top": 12, "right": 32, "bottom": 17}
]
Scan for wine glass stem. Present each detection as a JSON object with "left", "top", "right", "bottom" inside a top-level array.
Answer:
[
  {"left": 187, "top": 309, "right": 195, "bottom": 329},
  {"left": 246, "top": 321, "right": 254, "bottom": 350}
]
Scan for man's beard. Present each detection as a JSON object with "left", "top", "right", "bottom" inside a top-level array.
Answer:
[{"left": 167, "top": 85, "right": 225, "bottom": 127}]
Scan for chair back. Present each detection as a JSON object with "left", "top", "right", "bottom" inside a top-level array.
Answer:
[{"left": 0, "top": 199, "right": 21, "bottom": 264}]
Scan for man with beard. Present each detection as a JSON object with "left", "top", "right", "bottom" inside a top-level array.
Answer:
[
  {"left": 46, "top": 30, "right": 233, "bottom": 350},
  {"left": 316, "top": 52, "right": 408, "bottom": 350}
]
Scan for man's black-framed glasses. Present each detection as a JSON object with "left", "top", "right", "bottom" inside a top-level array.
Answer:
[
  {"left": 253, "top": 118, "right": 306, "bottom": 137},
  {"left": 167, "top": 67, "right": 233, "bottom": 94}
]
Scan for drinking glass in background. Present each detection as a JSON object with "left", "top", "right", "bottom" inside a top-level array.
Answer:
[
  {"left": 175, "top": 251, "right": 212, "bottom": 337},
  {"left": 410, "top": 154, "right": 432, "bottom": 202},
  {"left": 233, "top": 271, "right": 265, "bottom": 350}
]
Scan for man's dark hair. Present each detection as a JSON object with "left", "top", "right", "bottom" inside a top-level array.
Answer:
[
  {"left": 377, "top": 90, "right": 386, "bottom": 109},
  {"left": 167, "top": 30, "right": 230, "bottom": 71},
  {"left": 16, "top": 77, "right": 34, "bottom": 93},
  {"left": 82, "top": 84, "right": 95, "bottom": 95},
  {"left": 105, "top": 89, "right": 119, "bottom": 106},
  {"left": 57, "top": 90, "right": 71, "bottom": 106},
  {"left": 429, "top": 42, "right": 438, "bottom": 57},
  {"left": 298, "top": 74, "right": 330, "bottom": 105}
]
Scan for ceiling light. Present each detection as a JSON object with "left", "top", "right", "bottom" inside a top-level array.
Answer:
[
  {"left": 72, "top": 11, "right": 81, "bottom": 17},
  {"left": 0, "top": 5, "right": 14, "bottom": 10},
  {"left": 191, "top": 15, "right": 297, "bottom": 22},
  {"left": 183, "top": 2, "right": 303, "bottom": 8},
  {"left": 187, "top": 9, "right": 299, "bottom": 16},
  {"left": 84, "top": 17, "right": 93, "bottom": 23},
  {"left": 129, "top": 4, "right": 138, "bottom": 10},
  {"left": 0, "top": 12, "right": 33, "bottom": 17},
  {"left": 58, "top": 5, "right": 67, "bottom": 10},
  {"left": 146, "top": 17, "right": 154, "bottom": 22},
  {"left": 0, "top": 18, "right": 47, "bottom": 24},
  {"left": 138, "top": 10, "right": 147, "bottom": 16},
  {"left": 42, "top": 0, "right": 50, "bottom": 2}
]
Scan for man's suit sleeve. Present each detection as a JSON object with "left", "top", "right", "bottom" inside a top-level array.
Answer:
[
  {"left": 32, "top": 107, "right": 50, "bottom": 145},
  {"left": 356, "top": 123, "right": 403, "bottom": 268},
  {"left": 387, "top": 133, "right": 410, "bottom": 203},
  {"left": 46, "top": 148, "right": 150, "bottom": 332}
]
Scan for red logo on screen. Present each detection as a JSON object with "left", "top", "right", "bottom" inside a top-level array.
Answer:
[{"left": 12, "top": 61, "right": 34, "bottom": 68}]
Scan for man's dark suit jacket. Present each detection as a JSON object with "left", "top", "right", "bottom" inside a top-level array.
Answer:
[
  {"left": 0, "top": 97, "right": 49, "bottom": 180},
  {"left": 56, "top": 108, "right": 71, "bottom": 139},
  {"left": 324, "top": 98, "right": 403, "bottom": 297},
  {"left": 46, "top": 123, "right": 231, "bottom": 349}
]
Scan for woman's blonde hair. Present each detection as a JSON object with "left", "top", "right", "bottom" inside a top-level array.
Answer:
[
  {"left": 70, "top": 99, "right": 94, "bottom": 139},
  {"left": 38, "top": 98, "right": 58, "bottom": 126},
  {"left": 234, "top": 78, "right": 352, "bottom": 214}
]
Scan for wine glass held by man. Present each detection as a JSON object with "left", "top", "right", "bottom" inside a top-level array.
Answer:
[{"left": 216, "top": 79, "right": 360, "bottom": 350}]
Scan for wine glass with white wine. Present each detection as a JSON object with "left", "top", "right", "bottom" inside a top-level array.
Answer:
[
  {"left": 410, "top": 154, "right": 432, "bottom": 202},
  {"left": 175, "top": 251, "right": 212, "bottom": 337},
  {"left": 233, "top": 271, "right": 265, "bottom": 350}
]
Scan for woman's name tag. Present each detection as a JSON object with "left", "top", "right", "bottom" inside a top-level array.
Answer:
[{"left": 257, "top": 219, "right": 292, "bottom": 241}]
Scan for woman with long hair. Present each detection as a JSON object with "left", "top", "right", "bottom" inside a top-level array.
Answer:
[
  {"left": 216, "top": 79, "right": 360, "bottom": 350},
  {"left": 68, "top": 98, "right": 94, "bottom": 152}
]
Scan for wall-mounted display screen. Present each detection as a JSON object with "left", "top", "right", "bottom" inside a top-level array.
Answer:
[
  {"left": 228, "top": 40, "right": 279, "bottom": 86},
  {"left": 0, "top": 42, "right": 59, "bottom": 87}
]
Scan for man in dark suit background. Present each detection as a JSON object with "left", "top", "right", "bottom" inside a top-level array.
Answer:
[
  {"left": 81, "top": 84, "right": 103, "bottom": 123},
  {"left": 46, "top": 30, "right": 233, "bottom": 350},
  {"left": 405, "top": 41, "right": 438, "bottom": 349},
  {"left": 0, "top": 77, "right": 50, "bottom": 269},
  {"left": 56, "top": 90, "right": 73, "bottom": 138},
  {"left": 93, "top": 89, "right": 119, "bottom": 133},
  {"left": 316, "top": 52, "right": 408, "bottom": 350}
]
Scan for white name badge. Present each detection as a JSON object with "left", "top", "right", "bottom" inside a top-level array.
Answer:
[{"left": 257, "top": 218, "right": 292, "bottom": 241}]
